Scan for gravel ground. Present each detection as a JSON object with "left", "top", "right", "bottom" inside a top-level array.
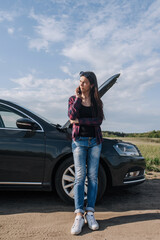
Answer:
[{"left": 0, "top": 172, "right": 160, "bottom": 240}]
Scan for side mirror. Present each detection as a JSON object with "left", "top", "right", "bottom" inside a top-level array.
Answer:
[{"left": 16, "top": 118, "right": 40, "bottom": 130}]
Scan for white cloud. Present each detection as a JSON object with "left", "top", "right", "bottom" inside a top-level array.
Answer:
[
  {"left": 60, "top": 66, "right": 73, "bottom": 77},
  {"left": 62, "top": 0, "right": 160, "bottom": 98},
  {"left": 60, "top": 0, "right": 160, "bottom": 132},
  {"left": 28, "top": 9, "right": 66, "bottom": 51},
  {"left": 0, "top": 66, "right": 157, "bottom": 132},
  {"left": 0, "top": 11, "right": 15, "bottom": 22},
  {"left": 1, "top": 74, "right": 78, "bottom": 125},
  {"left": 8, "top": 28, "right": 14, "bottom": 34},
  {"left": 62, "top": 1, "right": 160, "bottom": 64},
  {"left": 1, "top": 0, "right": 160, "bottom": 132}
]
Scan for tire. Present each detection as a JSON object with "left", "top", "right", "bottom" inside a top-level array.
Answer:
[
  {"left": 97, "top": 163, "right": 107, "bottom": 202},
  {"left": 55, "top": 156, "right": 107, "bottom": 203}
]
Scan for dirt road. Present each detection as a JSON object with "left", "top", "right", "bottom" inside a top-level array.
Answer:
[{"left": 0, "top": 172, "right": 160, "bottom": 240}]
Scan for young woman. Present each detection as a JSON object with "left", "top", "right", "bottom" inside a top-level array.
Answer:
[{"left": 68, "top": 71, "right": 104, "bottom": 235}]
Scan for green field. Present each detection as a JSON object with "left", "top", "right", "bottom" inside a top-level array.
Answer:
[{"left": 106, "top": 137, "right": 160, "bottom": 172}]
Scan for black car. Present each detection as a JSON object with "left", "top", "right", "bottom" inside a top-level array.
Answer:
[{"left": 0, "top": 74, "right": 145, "bottom": 203}]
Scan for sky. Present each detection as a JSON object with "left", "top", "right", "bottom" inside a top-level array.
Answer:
[{"left": 0, "top": 0, "right": 160, "bottom": 133}]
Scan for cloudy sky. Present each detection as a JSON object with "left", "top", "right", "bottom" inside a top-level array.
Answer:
[{"left": 0, "top": 0, "right": 160, "bottom": 133}]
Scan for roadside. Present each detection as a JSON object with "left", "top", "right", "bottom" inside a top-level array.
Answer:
[{"left": 0, "top": 172, "right": 159, "bottom": 240}]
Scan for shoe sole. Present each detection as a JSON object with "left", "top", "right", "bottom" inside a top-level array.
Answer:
[
  {"left": 85, "top": 217, "right": 99, "bottom": 231},
  {"left": 88, "top": 225, "right": 99, "bottom": 231}
]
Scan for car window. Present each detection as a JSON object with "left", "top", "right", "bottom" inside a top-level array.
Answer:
[{"left": 0, "top": 105, "right": 26, "bottom": 129}]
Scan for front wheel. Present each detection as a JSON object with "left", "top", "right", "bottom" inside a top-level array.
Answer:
[{"left": 55, "top": 156, "right": 107, "bottom": 203}]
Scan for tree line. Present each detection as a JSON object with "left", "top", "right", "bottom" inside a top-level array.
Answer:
[{"left": 102, "top": 130, "right": 160, "bottom": 138}]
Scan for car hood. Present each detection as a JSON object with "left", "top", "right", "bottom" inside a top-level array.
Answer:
[
  {"left": 98, "top": 73, "right": 120, "bottom": 98},
  {"left": 62, "top": 73, "right": 120, "bottom": 129}
]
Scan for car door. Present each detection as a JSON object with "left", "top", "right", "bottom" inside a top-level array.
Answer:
[{"left": 0, "top": 103, "right": 45, "bottom": 186}]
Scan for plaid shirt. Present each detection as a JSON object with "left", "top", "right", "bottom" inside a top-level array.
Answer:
[{"left": 68, "top": 95, "right": 103, "bottom": 144}]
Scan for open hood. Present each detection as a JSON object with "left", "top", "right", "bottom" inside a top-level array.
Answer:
[
  {"left": 62, "top": 73, "right": 120, "bottom": 129},
  {"left": 98, "top": 73, "right": 120, "bottom": 98}
]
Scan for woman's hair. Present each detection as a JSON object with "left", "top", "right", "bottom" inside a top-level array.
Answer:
[{"left": 80, "top": 71, "right": 105, "bottom": 120}]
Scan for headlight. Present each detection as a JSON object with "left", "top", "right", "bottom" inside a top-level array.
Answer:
[{"left": 113, "top": 143, "right": 140, "bottom": 156}]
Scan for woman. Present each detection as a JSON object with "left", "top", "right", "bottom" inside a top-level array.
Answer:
[{"left": 68, "top": 71, "right": 104, "bottom": 235}]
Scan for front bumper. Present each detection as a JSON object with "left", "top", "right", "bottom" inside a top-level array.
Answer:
[
  {"left": 108, "top": 156, "right": 146, "bottom": 187},
  {"left": 123, "top": 169, "right": 145, "bottom": 185}
]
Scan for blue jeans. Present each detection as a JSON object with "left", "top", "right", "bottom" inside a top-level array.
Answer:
[{"left": 72, "top": 137, "right": 102, "bottom": 214}]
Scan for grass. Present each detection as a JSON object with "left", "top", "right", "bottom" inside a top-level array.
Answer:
[{"left": 106, "top": 137, "right": 160, "bottom": 172}]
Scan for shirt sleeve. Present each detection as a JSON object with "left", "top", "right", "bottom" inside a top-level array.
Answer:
[
  {"left": 68, "top": 96, "right": 82, "bottom": 120},
  {"left": 78, "top": 117, "right": 102, "bottom": 126}
]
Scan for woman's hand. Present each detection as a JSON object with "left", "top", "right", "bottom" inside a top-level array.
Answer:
[
  {"left": 70, "top": 119, "right": 79, "bottom": 124},
  {"left": 75, "top": 87, "right": 81, "bottom": 98}
]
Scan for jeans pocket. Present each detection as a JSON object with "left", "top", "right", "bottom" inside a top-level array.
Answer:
[{"left": 72, "top": 140, "right": 78, "bottom": 151}]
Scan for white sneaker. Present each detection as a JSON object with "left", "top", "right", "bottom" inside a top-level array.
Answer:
[
  {"left": 71, "top": 215, "right": 85, "bottom": 235},
  {"left": 85, "top": 212, "right": 99, "bottom": 230}
]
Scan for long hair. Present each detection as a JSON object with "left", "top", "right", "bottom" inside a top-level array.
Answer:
[
  {"left": 90, "top": 81, "right": 105, "bottom": 120},
  {"left": 80, "top": 71, "right": 105, "bottom": 120}
]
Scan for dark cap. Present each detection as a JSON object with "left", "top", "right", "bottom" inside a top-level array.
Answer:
[{"left": 79, "top": 71, "right": 97, "bottom": 85}]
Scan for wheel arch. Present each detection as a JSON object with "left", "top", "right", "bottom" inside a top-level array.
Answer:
[
  {"left": 51, "top": 153, "right": 73, "bottom": 191},
  {"left": 100, "top": 156, "right": 112, "bottom": 188}
]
